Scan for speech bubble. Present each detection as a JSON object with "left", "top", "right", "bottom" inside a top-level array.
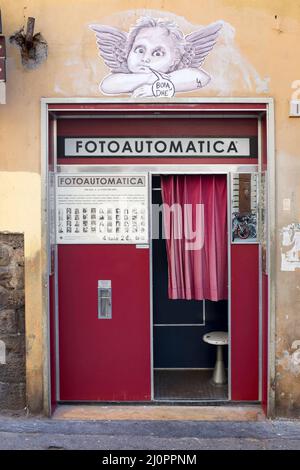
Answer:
[{"left": 151, "top": 69, "right": 175, "bottom": 98}]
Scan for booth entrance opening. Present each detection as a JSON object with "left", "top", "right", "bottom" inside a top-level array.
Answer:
[
  {"left": 152, "top": 174, "right": 229, "bottom": 401},
  {"left": 44, "top": 101, "right": 272, "bottom": 414}
]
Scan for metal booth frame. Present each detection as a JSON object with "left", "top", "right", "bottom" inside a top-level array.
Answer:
[{"left": 41, "top": 97, "right": 275, "bottom": 417}]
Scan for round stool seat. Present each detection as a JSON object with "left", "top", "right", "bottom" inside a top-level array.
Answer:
[
  {"left": 203, "top": 331, "right": 228, "bottom": 346},
  {"left": 202, "top": 331, "right": 228, "bottom": 386}
]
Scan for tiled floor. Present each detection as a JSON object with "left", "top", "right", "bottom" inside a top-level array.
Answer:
[{"left": 154, "top": 369, "right": 228, "bottom": 400}]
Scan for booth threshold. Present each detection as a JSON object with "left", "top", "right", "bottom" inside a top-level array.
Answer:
[{"left": 53, "top": 403, "right": 264, "bottom": 421}]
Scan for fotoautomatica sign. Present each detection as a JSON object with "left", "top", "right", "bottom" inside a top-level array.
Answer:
[{"left": 58, "top": 137, "right": 258, "bottom": 158}]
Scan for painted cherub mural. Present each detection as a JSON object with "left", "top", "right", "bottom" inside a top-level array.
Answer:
[{"left": 90, "top": 17, "right": 223, "bottom": 97}]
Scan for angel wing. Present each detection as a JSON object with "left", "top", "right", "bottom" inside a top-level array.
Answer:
[
  {"left": 89, "top": 24, "right": 129, "bottom": 73},
  {"left": 180, "top": 21, "right": 223, "bottom": 69}
]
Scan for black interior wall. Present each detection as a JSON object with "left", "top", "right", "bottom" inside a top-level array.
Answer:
[{"left": 152, "top": 175, "right": 228, "bottom": 369}]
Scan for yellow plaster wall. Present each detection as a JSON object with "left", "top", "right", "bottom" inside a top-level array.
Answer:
[
  {"left": 0, "top": 172, "right": 43, "bottom": 411},
  {"left": 0, "top": 0, "right": 299, "bottom": 415}
]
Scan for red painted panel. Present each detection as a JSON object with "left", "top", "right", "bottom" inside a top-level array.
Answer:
[
  {"left": 262, "top": 274, "right": 268, "bottom": 412},
  {"left": 58, "top": 117, "right": 258, "bottom": 136},
  {"left": 49, "top": 274, "right": 57, "bottom": 412},
  {"left": 58, "top": 244, "right": 151, "bottom": 401},
  {"left": 231, "top": 244, "right": 259, "bottom": 401}
]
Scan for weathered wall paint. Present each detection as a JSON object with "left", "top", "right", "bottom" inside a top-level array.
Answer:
[
  {"left": 0, "top": 0, "right": 299, "bottom": 416},
  {"left": 0, "top": 233, "right": 26, "bottom": 410}
]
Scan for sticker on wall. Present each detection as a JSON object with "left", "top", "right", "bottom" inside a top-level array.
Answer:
[
  {"left": 89, "top": 17, "right": 223, "bottom": 97},
  {"left": 281, "top": 223, "right": 300, "bottom": 271}
]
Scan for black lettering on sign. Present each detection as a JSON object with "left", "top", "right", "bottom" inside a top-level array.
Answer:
[
  {"left": 186, "top": 141, "right": 197, "bottom": 153},
  {"left": 228, "top": 141, "right": 238, "bottom": 153},
  {"left": 155, "top": 141, "right": 167, "bottom": 153},
  {"left": 85, "top": 141, "right": 97, "bottom": 153},
  {"left": 169, "top": 141, "right": 183, "bottom": 153},
  {"left": 76, "top": 141, "right": 83, "bottom": 152},
  {"left": 108, "top": 141, "right": 119, "bottom": 153},
  {"left": 135, "top": 141, "right": 143, "bottom": 153},
  {"left": 214, "top": 141, "right": 224, "bottom": 153},
  {"left": 122, "top": 141, "right": 132, "bottom": 153}
]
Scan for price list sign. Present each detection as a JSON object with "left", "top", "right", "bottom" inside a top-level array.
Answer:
[{"left": 56, "top": 174, "right": 148, "bottom": 244}]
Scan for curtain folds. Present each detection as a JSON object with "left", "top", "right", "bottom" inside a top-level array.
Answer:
[{"left": 161, "top": 175, "right": 228, "bottom": 301}]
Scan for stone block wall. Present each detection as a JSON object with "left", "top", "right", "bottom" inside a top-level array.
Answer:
[{"left": 0, "top": 233, "right": 26, "bottom": 410}]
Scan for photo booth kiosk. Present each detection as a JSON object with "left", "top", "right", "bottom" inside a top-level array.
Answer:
[{"left": 44, "top": 99, "right": 272, "bottom": 413}]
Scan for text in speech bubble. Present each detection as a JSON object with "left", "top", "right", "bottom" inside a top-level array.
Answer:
[{"left": 151, "top": 70, "right": 175, "bottom": 98}]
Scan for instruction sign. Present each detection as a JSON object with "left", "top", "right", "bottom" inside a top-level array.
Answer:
[{"left": 56, "top": 174, "right": 148, "bottom": 244}]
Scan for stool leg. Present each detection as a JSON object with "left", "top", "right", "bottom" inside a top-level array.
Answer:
[{"left": 212, "top": 345, "right": 227, "bottom": 385}]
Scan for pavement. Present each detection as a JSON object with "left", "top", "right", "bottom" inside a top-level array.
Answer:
[{"left": 0, "top": 411, "right": 300, "bottom": 449}]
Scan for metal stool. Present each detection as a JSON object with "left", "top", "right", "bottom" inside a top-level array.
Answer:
[{"left": 203, "top": 331, "right": 228, "bottom": 385}]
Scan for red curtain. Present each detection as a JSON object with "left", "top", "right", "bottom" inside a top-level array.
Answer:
[{"left": 161, "top": 175, "right": 228, "bottom": 301}]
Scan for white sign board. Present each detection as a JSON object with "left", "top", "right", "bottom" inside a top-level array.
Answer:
[
  {"left": 56, "top": 174, "right": 148, "bottom": 244},
  {"left": 63, "top": 137, "right": 251, "bottom": 158}
]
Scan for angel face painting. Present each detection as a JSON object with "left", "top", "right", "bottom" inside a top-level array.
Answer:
[
  {"left": 127, "top": 27, "right": 179, "bottom": 74},
  {"left": 90, "top": 17, "right": 222, "bottom": 98}
]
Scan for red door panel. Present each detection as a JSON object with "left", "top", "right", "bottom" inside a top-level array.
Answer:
[
  {"left": 49, "top": 273, "right": 57, "bottom": 411},
  {"left": 58, "top": 244, "right": 151, "bottom": 401},
  {"left": 231, "top": 244, "right": 259, "bottom": 401}
]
